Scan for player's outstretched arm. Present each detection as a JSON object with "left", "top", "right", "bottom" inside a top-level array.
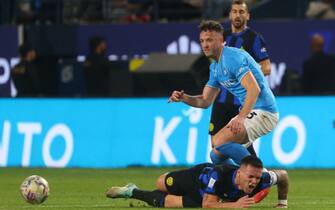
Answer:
[
  {"left": 238, "top": 71, "right": 260, "bottom": 118},
  {"left": 273, "top": 170, "right": 289, "bottom": 208},
  {"left": 202, "top": 194, "right": 255, "bottom": 209},
  {"left": 168, "top": 86, "right": 219, "bottom": 108}
]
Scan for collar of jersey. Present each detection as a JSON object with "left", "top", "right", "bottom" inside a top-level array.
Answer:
[
  {"left": 217, "top": 44, "right": 224, "bottom": 64},
  {"left": 232, "top": 26, "right": 249, "bottom": 36}
]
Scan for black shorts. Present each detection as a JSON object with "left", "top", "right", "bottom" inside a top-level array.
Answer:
[
  {"left": 209, "top": 100, "right": 239, "bottom": 136},
  {"left": 209, "top": 97, "right": 256, "bottom": 155},
  {"left": 164, "top": 163, "right": 212, "bottom": 208}
]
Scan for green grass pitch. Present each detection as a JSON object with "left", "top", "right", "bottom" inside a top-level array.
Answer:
[{"left": 1, "top": 167, "right": 335, "bottom": 210}]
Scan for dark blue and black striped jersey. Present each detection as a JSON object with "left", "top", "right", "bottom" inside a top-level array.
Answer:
[
  {"left": 198, "top": 164, "right": 271, "bottom": 201},
  {"left": 217, "top": 27, "right": 269, "bottom": 104},
  {"left": 225, "top": 27, "right": 269, "bottom": 63}
]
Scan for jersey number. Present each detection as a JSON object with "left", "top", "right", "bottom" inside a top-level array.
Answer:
[{"left": 247, "top": 112, "right": 257, "bottom": 119}]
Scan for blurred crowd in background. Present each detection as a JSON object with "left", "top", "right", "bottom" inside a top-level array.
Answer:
[
  {"left": 1, "top": 0, "right": 335, "bottom": 98},
  {"left": 1, "top": 0, "right": 335, "bottom": 25}
]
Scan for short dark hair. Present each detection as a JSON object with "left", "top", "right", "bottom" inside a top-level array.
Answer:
[
  {"left": 89, "top": 36, "right": 106, "bottom": 53},
  {"left": 240, "top": 155, "right": 263, "bottom": 169},
  {"left": 198, "top": 20, "right": 224, "bottom": 34},
  {"left": 231, "top": 0, "right": 249, "bottom": 12}
]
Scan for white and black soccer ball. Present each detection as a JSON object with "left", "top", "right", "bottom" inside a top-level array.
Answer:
[{"left": 20, "top": 175, "right": 49, "bottom": 204}]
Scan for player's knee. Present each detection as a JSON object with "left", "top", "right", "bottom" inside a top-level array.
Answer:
[
  {"left": 212, "top": 129, "right": 234, "bottom": 146},
  {"left": 212, "top": 135, "right": 224, "bottom": 147},
  {"left": 156, "top": 173, "right": 168, "bottom": 191}
]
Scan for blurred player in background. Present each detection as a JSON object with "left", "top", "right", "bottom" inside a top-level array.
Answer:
[
  {"left": 169, "top": 20, "right": 278, "bottom": 166},
  {"left": 83, "top": 36, "right": 111, "bottom": 96},
  {"left": 209, "top": 0, "right": 272, "bottom": 157},
  {"left": 106, "top": 156, "right": 289, "bottom": 208},
  {"left": 11, "top": 44, "right": 40, "bottom": 97},
  {"left": 302, "top": 33, "right": 335, "bottom": 94}
]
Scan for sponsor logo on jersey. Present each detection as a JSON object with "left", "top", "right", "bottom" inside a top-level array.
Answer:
[
  {"left": 219, "top": 79, "right": 236, "bottom": 88},
  {"left": 208, "top": 178, "right": 216, "bottom": 188}
]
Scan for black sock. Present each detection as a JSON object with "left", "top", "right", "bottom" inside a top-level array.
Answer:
[
  {"left": 132, "top": 189, "right": 167, "bottom": 207},
  {"left": 247, "top": 145, "right": 257, "bottom": 156}
]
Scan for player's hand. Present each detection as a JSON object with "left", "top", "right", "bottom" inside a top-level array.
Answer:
[
  {"left": 168, "top": 90, "right": 184, "bottom": 103},
  {"left": 274, "top": 204, "right": 288, "bottom": 208},
  {"left": 229, "top": 115, "right": 245, "bottom": 134},
  {"left": 234, "top": 195, "right": 255, "bottom": 208}
]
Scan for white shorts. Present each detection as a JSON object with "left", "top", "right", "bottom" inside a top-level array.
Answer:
[{"left": 242, "top": 109, "right": 279, "bottom": 147}]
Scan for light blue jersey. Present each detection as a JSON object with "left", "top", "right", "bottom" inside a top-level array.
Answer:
[{"left": 206, "top": 46, "right": 278, "bottom": 113}]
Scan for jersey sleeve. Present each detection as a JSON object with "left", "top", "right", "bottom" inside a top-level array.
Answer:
[
  {"left": 259, "top": 171, "right": 272, "bottom": 189},
  {"left": 230, "top": 54, "right": 250, "bottom": 83},
  {"left": 203, "top": 169, "right": 220, "bottom": 195},
  {"left": 206, "top": 63, "right": 220, "bottom": 89},
  {"left": 252, "top": 35, "right": 269, "bottom": 62}
]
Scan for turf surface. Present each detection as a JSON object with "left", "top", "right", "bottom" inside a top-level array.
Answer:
[{"left": 1, "top": 167, "right": 335, "bottom": 210}]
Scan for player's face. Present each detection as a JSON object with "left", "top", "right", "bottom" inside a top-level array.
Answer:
[
  {"left": 238, "top": 165, "right": 262, "bottom": 194},
  {"left": 99, "top": 42, "right": 107, "bottom": 54},
  {"left": 27, "top": 50, "right": 37, "bottom": 61},
  {"left": 199, "top": 30, "right": 223, "bottom": 59},
  {"left": 229, "top": 3, "right": 250, "bottom": 30}
]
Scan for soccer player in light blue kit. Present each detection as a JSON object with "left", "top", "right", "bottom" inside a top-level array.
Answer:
[{"left": 169, "top": 20, "right": 279, "bottom": 166}]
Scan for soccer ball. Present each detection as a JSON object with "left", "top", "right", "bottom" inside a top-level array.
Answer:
[{"left": 20, "top": 175, "right": 49, "bottom": 204}]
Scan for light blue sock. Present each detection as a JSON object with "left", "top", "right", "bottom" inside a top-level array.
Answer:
[
  {"left": 215, "top": 142, "right": 250, "bottom": 165},
  {"left": 210, "top": 150, "right": 238, "bottom": 166}
]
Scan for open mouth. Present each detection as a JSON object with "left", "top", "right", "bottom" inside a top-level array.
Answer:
[{"left": 248, "top": 183, "right": 255, "bottom": 190}]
